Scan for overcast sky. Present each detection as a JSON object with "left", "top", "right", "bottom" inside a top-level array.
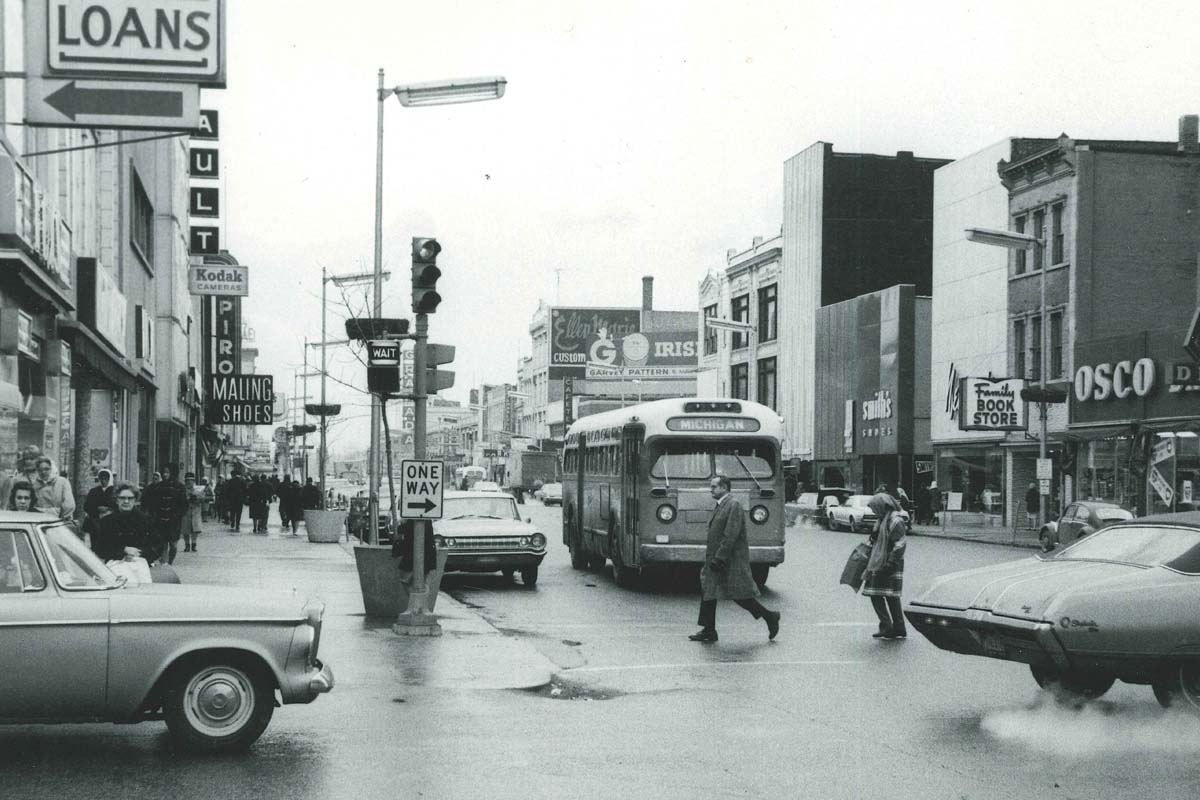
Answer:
[{"left": 216, "top": 0, "right": 1198, "bottom": 455}]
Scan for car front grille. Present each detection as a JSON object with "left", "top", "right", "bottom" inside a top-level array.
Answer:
[{"left": 448, "top": 537, "right": 535, "bottom": 551}]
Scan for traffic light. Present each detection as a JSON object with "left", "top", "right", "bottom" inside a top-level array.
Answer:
[{"left": 411, "top": 237, "right": 442, "bottom": 314}]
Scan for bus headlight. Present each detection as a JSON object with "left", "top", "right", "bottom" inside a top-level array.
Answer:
[
  {"left": 657, "top": 504, "right": 676, "bottom": 523},
  {"left": 750, "top": 505, "right": 770, "bottom": 524}
]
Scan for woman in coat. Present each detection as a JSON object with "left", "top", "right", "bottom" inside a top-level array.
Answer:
[{"left": 862, "top": 492, "right": 907, "bottom": 639}]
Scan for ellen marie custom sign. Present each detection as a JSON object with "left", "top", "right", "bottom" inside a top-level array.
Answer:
[{"left": 958, "top": 377, "right": 1027, "bottom": 432}]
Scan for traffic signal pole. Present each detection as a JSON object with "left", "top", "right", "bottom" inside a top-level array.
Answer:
[{"left": 393, "top": 310, "right": 441, "bottom": 636}]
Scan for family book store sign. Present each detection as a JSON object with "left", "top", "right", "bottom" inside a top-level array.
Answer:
[
  {"left": 208, "top": 374, "right": 274, "bottom": 425},
  {"left": 958, "top": 377, "right": 1027, "bottom": 432}
]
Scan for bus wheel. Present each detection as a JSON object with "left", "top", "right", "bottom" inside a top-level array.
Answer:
[
  {"left": 568, "top": 518, "right": 589, "bottom": 570},
  {"left": 751, "top": 564, "right": 770, "bottom": 588},
  {"left": 610, "top": 535, "right": 637, "bottom": 588}
]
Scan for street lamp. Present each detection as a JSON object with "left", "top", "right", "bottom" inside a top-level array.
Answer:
[
  {"left": 371, "top": 69, "right": 507, "bottom": 635},
  {"left": 965, "top": 226, "right": 1055, "bottom": 532}
]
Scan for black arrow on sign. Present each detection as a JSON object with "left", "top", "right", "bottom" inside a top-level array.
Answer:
[
  {"left": 45, "top": 81, "right": 184, "bottom": 121},
  {"left": 406, "top": 498, "right": 437, "bottom": 513}
]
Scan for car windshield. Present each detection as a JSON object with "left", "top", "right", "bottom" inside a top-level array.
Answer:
[
  {"left": 649, "top": 440, "right": 775, "bottom": 480},
  {"left": 38, "top": 524, "right": 121, "bottom": 590},
  {"left": 1053, "top": 524, "right": 1200, "bottom": 568},
  {"left": 444, "top": 497, "right": 519, "bottom": 520},
  {"left": 1094, "top": 508, "right": 1133, "bottom": 522}
]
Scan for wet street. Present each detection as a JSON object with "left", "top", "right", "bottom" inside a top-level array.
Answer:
[{"left": 3, "top": 504, "right": 1200, "bottom": 799}]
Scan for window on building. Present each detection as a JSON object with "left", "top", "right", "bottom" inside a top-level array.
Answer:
[
  {"left": 1030, "top": 314, "right": 1043, "bottom": 383},
  {"left": 731, "top": 363, "right": 749, "bottom": 400},
  {"left": 1014, "top": 319, "right": 1026, "bottom": 379},
  {"left": 731, "top": 294, "right": 750, "bottom": 350},
  {"left": 130, "top": 170, "right": 153, "bottom": 267},
  {"left": 757, "top": 284, "right": 778, "bottom": 343},
  {"left": 757, "top": 357, "right": 777, "bottom": 409},
  {"left": 1050, "top": 310, "right": 1064, "bottom": 380},
  {"left": 703, "top": 303, "right": 718, "bottom": 355},
  {"left": 1032, "top": 209, "right": 1045, "bottom": 271},
  {"left": 1013, "top": 214, "right": 1027, "bottom": 274},
  {"left": 1051, "top": 202, "right": 1065, "bottom": 265}
]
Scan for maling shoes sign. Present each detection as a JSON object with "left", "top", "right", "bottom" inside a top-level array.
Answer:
[
  {"left": 207, "top": 374, "right": 273, "bottom": 425},
  {"left": 958, "top": 377, "right": 1027, "bottom": 431}
]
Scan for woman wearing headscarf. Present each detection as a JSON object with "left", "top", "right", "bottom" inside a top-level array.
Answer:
[{"left": 862, "top": 492, "right": 908, "bottom": 640}]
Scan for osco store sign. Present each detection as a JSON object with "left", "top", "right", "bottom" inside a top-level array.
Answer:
[{"left": 1074, "top": 358, "right": 1156, "bottom": 402}]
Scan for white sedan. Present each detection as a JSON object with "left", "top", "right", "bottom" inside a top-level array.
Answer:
[{"left": 827, "top": 494, "right": 910, "bottom": 533}]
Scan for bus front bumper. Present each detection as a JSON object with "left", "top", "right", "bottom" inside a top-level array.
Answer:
[{"left": 638, "top": 544, "right": 784, "bottom": 565}]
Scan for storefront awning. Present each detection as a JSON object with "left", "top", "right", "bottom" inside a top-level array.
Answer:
[
  {"left": 0, "top": 251, "right": 75, "bottom": 313},
  {"left": 57, "top": 319, "right": 139, "bottom": 392}
]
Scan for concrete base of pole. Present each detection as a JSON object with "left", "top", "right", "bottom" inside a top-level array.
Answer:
[{"left": 392, "top": 599, "right": 443, "bottom": 636}]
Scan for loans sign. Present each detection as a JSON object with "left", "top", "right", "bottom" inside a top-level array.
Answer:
[
  {"left": 207, "top": 374, "right": 273, "bottom": 425},
  {"left": 46, "top": 0, "right": 226, "bottom": 86},
  {"left": 958, "top": 377, "right": 1027, "bottom": 431}
]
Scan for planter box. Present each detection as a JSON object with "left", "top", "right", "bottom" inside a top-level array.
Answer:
[
  {"left": 304, "top": 509, "right": 347, "bottom": 543},
  {"left": 353, "top": 545, "right": 449, "bottom": 618}
]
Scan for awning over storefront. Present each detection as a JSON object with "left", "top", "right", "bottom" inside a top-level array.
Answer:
[
  {"left": 0, "top": 251, "right": 75, "bottom": 313},
  {"left": 57, "top": 318, "right": 138, "bottom": 392}
]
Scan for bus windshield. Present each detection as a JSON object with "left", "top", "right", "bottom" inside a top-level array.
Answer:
[{"left": 649, "top": 440, "right": 775, "bottom": 480}]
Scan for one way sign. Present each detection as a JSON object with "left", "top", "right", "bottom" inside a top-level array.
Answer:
[{"left": 400, "top": 459, "right": 444, "bottom": 520}]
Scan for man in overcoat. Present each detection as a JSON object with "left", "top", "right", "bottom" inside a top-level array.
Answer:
[{"left": 690, "top": 475, "right": 781, "bottom": 642}]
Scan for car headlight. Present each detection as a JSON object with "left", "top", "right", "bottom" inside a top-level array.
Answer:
[
  {"left": 445, "top": 538, "right": 456, "bottom": 548},
  {"left": 657, "top": 504, "right": 676, "bottom": 523},
  {"left": 531, "top": 533, "right": 546, "bottom": 548},
  {"left": 751, "top": 505, "right": 769, "bottom": 524},
  {"left": 519, "top": 536, "right": 530, "bottom": 547}
]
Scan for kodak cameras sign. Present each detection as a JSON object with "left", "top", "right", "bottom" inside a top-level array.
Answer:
[{"left": 189, "top": 264, "right": 247, "bottom": 296}]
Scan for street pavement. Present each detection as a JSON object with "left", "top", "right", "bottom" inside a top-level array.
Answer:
[{"left": 3, "top": 501, "right": 1200, "bottom": 799}]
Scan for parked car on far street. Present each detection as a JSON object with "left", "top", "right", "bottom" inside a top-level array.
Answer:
[
  {"left": 0, "top": 513, "right": 333, "bottom": 752},
  {"left": 826, "top": 494, "right": 911, "bottom": 533},
  {"left": 434, "top": 491, "right": 547, "bottom": 586},
  {"left": 1039, "top": 500, "right": 1133, "bottom": 551},
  {"left": 475, "top": 481, "right": 502, "bottom": 493},
  {"left": 795, "top": 487, "right": 855, "bottom": 527},
  {"left": 536, "top": 482, "right": 563, "bottom": 506}
]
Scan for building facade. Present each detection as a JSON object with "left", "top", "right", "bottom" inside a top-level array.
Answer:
[
  {"left": 813, "top": 284, "right": 932, "bottom": 496},
  {"left": 697, "top": 235, "right": 782, "bottom": 407},
  {"left": 780, "top": 143, "right": 951, "bottom": 469}
]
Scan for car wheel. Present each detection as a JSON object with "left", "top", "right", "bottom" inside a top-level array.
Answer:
[
  {"left": 502, "top": 568, "right": 516, "bottom": 580},
  {"left": 751, "top": 564, "right": 770, "bottom": 588},
  {"left": 163, "top": 655, "right": 275, "bottom": 753},
  {"left": 1038, "top": 528, "right": 1056, "bottom": 553},
  {"left": 1153, "top": 663, "right": 1200, "bottom": 711},
  {"left": 1030, "top": 665, "right": 1114, "bottom": 701},
  {"left": 521, "top": 565, "right": 539, "bottom": 587}
]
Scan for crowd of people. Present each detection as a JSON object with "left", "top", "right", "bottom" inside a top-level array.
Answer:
[{"left": 1, "top": 444, "right": 331, "bottom": 570}]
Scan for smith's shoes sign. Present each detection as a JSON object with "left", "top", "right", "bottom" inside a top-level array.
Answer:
[{"left": 189, "top": 265, "right": 247, "bottom": 296}]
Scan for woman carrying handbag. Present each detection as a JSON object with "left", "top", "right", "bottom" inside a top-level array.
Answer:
[{"left": 861, "top": 492, "right": 908, "bottom": 640}]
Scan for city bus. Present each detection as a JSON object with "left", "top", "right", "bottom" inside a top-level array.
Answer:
[{"left": 562, "top": 398, "right": 786, "bottom": 588}]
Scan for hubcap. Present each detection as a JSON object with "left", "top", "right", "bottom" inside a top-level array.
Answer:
[{"left": 183, "top": 666, "right": 255, "bottom": 736}]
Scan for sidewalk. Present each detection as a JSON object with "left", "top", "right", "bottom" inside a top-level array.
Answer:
[{"left": 166, "top": 512, "right": 559, "bottom": 691}]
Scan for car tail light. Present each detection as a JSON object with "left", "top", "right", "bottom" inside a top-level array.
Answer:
[
  {"left": 751, "top": 505, "right": 769, "bottom": 524},
  {"left": 531, "top": 533, "right": 546, "bottom": 548},
  {"left": 657, "top": 504, "right": 676, "bottom": 523}
]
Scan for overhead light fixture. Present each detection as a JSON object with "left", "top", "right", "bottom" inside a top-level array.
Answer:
[
  {"left": 964, "top": 227, "right": 1041, "bottom": 251},
  {"left": 393, "top": 76, "right": 507, "bottom": 108}
]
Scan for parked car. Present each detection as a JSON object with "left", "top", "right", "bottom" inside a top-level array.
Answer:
[
  {"left": 794, "top": 487, "right": 855, "bottom": 527},
  {"left": 905, "top": 511, "right": 1200, "bottom": 708},
  {"left": 536, "top": 482, "right": 563, "bottom": 506},
  {"left": 474, "top": 481, "right": 502, "bottom": 493},
  {"left": 0, "top": 514, "right": 333, "bottom": 751},
  {"left": 1039, "top": 501, "right": 1134, "bottom": 551},
  {"left": 826, "top": 493, "right": 911, "bottom": 533},
  {"left": 434, "top": 491, "right": 547, "bottom": 586},
  {"left": 349, "top": 489, "right": 395, "bottom": 543}
]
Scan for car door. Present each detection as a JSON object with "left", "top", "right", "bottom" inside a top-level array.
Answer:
[
  {"left": 0, "top": 527, "right": 109, "bottom": 720},
  {"left": 1073, "top": 504, "right": 1095, "bottom": 539},
  {"left": 1055, "top": 504, "right": 1078, "bottom": 541}
]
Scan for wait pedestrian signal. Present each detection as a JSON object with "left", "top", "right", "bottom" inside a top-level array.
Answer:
[{"left": 411, "top": 237, "right": 442, "bottom": 314}]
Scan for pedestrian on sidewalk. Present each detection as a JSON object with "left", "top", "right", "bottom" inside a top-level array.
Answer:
[
  {"left": 862, "top": 492, "right": 908, "bottom": 640},
  {"left": 181, "top": 472, "right": 205, "bottom": 552},
  {"left": 689, "top": 475, "right": 780, "bottom": 643},
  {"left": 144, "top": 464, "right": 187, "bottom": 564},
  {"left": 82, "top": 469, "right": 116, "bottom": 543},
  {"left": 33, "top": 457, "right": 76, "bottom": 520},
  {"left": 300, "top": 477, "right": 322, "bottom": 511},
  {"left": 0, "top": 446, "right": 40, "bottom": 511},
  {"left": 252, "top": 475, "right": 273, "bottom": 533},
  {"left": 93, "top": 483, "right": 161, "bottom": 565},
  {"left": 278, "top": 475, "right": 292, "bottom": 530},
  {"left": 1025, "top": 483, "right": 1039, "bottom": 530},
  {"left": 226, "top": 469, "right": 247, "bottom": 531},
  {"left": 285, "top": 477, "right": 305, "bottom": 535},
  {"left": 7, "top": 480, "right": 34, "bottom": 511}
]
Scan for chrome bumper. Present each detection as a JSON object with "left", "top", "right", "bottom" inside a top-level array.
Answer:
[
  {"left": 307, "top": 659, "right": 334, "bottom": 696},
  {"left": 638, "top": 544, "right": 785, "bottom": 565}
]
